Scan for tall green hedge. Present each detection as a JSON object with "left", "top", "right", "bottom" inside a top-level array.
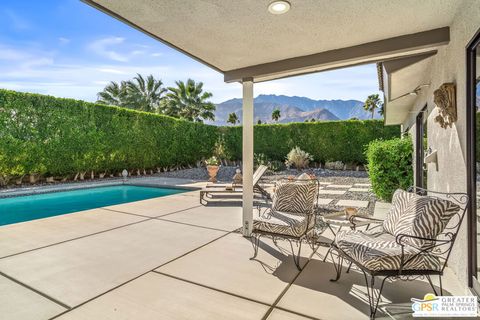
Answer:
[
  {"left": 219, "top": 121, "right": 400, "bottom": 164},
  {"left": 366, "top": 137, "right": 414, "bottom": 201},
  {"left": 0, "top": 89, "right": 218, "bottom": 180},
  {"left": 0, "top": 89, "right": 401, "bottom": 184}
]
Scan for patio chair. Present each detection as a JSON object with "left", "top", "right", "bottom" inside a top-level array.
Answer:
[
  {"left": 250, "top": 177, "right": 320, "bottom": 270},
  {"left": 329, "top": 186, "right": 468, "bottom": 319},
  {"left": 200, "top": 165, "right": 270, "bottom": 204}
]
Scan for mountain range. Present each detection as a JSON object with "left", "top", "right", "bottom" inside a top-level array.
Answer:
[{"left": 210, "top": 94, "right": 381, "bottom": 125}]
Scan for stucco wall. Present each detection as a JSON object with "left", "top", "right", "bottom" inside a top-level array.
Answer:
[{"left": 405, "top": 0, "right": 480, "bottom": 290}]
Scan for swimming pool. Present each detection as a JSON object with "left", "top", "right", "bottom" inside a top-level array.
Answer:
[{"left": 0, "top": 185, "right": 187, "bottom": 226}]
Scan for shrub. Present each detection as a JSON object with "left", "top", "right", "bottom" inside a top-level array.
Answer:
[
  {"left": 285, "top": 146, "right": 313, "bottom": 169},
  {"left": 366, "top": 137, "right": 413, "bottom": 201},
  {"left": 254, "top": 153, "right": 284, "bottom": 172},
  {"left": 0, "top": 89, "right": 402, "bottom": 185},
  {"left": 0, "top": 89, "right": 217, "bottom": 182},
  {"left": 219, "top": 120, "right": 400, "bottom": 164}
]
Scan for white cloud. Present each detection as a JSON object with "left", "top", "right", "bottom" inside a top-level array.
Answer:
[
  {"left": 88, "top": 37, "right": 129, "bottom": 62},
  {"left": 97, "top": 68, "right": 128, "bottom": 75},
  {"left": 0, "top": 38, "right": 379, "bottom": 105},
  {"left": 131, "top": 50, "right": 145, "bottom": 56},
  {"left": 58, "top": 37, "right": 71, "bottom": 45},
  {"left": 22, "top": 57, "right": 54, "bottom": 69},
  {"left": 0, "top": 46, "right": 31, "bottom": 60}
]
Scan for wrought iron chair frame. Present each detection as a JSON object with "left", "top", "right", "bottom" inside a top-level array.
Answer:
[
  {"left": 329, "top": 186, "right": 468, "bottom": 319},
  {"left": 250, "top": 178, "right": 320, "bottom": 270}
]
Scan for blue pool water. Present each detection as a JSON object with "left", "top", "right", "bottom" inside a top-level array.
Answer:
[{"left": 0, "top": 185, "right": 186, "bottom": 226}]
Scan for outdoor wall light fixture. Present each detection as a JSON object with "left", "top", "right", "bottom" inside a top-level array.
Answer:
[
  {"left": 268, "top": 1, "right": 291, "bottom": 14},
  {"left": 391, "top": 84, "right": 430, "bottom": 102}
]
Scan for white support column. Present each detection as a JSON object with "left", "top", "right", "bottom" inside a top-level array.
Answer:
[{"left": 242, "top": 78, "right": 254, "bottom": 236}]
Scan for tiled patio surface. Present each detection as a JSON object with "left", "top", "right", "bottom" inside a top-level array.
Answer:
[{"left": 0, "top": 179, "right": 466, "bottom": 319}]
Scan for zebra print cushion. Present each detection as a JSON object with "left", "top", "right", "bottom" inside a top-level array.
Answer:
[
  {"left": 382, "top": 189, "right": 415, "bottom": 235},
  {"left": 272, "top": 180, "right": 318, "bottom": 214},
  {"left": 335, "top": 229, "right": 441, "bottom": 271},
  {"left": 393, "top": 194, "right": 460, "bottom": 248},
  {"left": 253, "top": 211, "right": 315, "bottom": 237}
]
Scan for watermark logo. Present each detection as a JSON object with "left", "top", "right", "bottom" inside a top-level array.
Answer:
[{"left": 411, "top": 293, "right": 478, "bottom": 317}]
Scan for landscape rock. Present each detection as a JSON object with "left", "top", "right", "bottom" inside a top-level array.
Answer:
[{"left": 325, "top": 161, "right": 345, "bottom": 170}]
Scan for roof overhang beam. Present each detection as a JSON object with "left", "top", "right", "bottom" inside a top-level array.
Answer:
[{"left": 224, "top": 27, "right": 449, "bottom": 83}]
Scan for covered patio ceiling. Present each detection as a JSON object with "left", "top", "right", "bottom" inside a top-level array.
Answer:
[
  {"left": 379, "top": 52, "right": 437, "bottom": 125},
  {"left": 84, "top": 0, "right": 460, "bottom": 82},
  {"left": 83, "top": 0, "right": 462, "bottom": 236}
]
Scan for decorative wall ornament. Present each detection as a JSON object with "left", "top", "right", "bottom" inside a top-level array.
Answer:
[{"left": 433, "top": 83, "right": 457, "bottom": 129}]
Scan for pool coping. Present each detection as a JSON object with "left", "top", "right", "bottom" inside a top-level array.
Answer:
[{"left": 0, "top": 178, "right": 202, "bottom": 199}]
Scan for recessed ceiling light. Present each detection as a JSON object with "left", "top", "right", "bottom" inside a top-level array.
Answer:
[{"left": 268, "top": 1, "right": 290, "bottom": 15}]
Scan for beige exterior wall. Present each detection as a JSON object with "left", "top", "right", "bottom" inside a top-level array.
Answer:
[{"left": 404, "top": 0, "right": 480, "bottom": 289}]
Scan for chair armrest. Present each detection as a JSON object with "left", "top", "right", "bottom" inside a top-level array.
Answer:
[
  {"left": 395, "top": 233, "right": 451, "bottom": 252},
  {"left": 348, "top": 215, "right": 383, "bottom": 224}
]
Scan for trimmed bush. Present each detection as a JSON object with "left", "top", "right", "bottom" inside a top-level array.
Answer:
[
  {"left": 219, "top": 120, "right": 400, "bottom": 164},
  {"left": 366, "top": 137, "right": 413, "bottom": 201},
  {"left": 0, "top": 89, "right": 401, "bottom": 185},
  {"left": 0, "top": 89, "right": 218, "bottom": 183}
]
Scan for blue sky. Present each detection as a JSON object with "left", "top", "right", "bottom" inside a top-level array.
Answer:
[{"left": 0, "top": 0, "right": 380, "bottom": 103}]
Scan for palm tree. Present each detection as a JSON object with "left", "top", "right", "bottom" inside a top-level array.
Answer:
[
  {"left": 96, "top": 81, "right": 130, "bottom": 107},
  {"left": 161, "top": 79, "right": 216, "bottom": 123},
  {"left": 227, "top": 112, "right": 239, "bottom": 125},
  {"left": 272, "top": 109, "right": 281, "bottom": 122},
  {"left": 363, "top": 94, "right": 383, "bottom": 119},
  {"left": 126, "top": 74, "right": 166, "bottom": 113},
  {"left": 378, "top": 104, "right": 385, "bottom": 117},
  {"left": 97, "top": 74, "right": 166, "bottom": 112}
]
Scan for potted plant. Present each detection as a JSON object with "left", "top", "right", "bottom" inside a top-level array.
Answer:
[{"left": 205, "top": 156, "right": 220, "bottom": 183}]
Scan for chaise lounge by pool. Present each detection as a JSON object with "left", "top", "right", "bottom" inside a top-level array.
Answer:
[{"left": 0, "top": 185, "right": 187, "bottom": 226}]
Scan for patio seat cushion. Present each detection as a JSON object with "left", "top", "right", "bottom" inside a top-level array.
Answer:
[
  {"left": 393, "top": 193, "right": 460, "bottom": 248},
  {"left": 335, "top": 229, "right": 441, "bottom": 272},
  {"left": 382, "top": 189, "right": 460, "bottom": 248},
  {"left": 272, "top": 179, "right": 318, "bottom": 214},
  {"left": 382, "top": 189, "right": 415, "bottom": 235},
  {"left": 253, "top": 211, "right": 314, "bottom": 237}
]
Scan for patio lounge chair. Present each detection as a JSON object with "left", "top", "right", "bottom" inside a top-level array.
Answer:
[
  {"left": 250, "top": 177, "right": 320, "bottom": 270},
  {"left": 199, "top": 165, "right": 270, "bottom": 205},
  {"left": 329, "top": 187, "right": 468, "bottom": 319}
]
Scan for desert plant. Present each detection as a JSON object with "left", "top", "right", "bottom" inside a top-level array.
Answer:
[
  {"left": 285, "top": 147, "right": 313, "bottom": 169},
  {"left": 366, "top": 137, "right": 413, "bottom": 201},
  {"left": 213, "top": 135, "right": 227, "bottom": 159},
  {"left": 254, "top": 153, "right": 284, "bottom": 172},
  {"left": 268, "top": 160, "right": 285, "bottom": 172},
  {"left": 254, "top": 153, "right": 269, "bottom": 168}
]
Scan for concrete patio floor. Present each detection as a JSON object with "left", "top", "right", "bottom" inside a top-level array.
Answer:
[{"left": 0, "top": 180, "right": 466, "bottom": 320}]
